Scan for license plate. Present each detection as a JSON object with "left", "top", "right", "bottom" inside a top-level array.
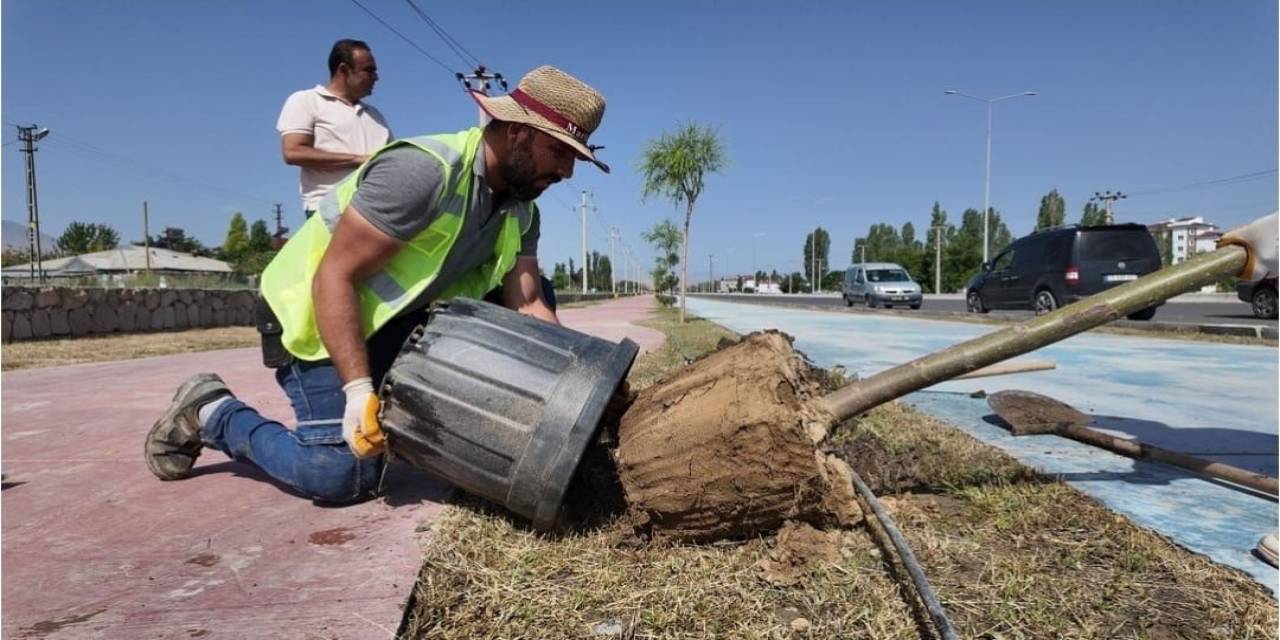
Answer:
[
  {"left": 894, "top": 296, "right": 907, "bottom": 301},
  {"left": 1104, "top": 274, "right": 1139, "bottom": 283}
]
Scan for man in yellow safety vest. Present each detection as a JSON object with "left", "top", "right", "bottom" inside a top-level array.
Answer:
[{"left": 144, "top": 66, "right": 609, "bottom": 503}]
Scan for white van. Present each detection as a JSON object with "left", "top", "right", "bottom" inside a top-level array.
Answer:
[{"left": 842, "top": 263, "right": 923, "bottom": 309}]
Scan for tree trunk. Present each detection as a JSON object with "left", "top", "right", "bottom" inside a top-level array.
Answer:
[{"left": 680, "top": 201, "right": 693, "bottom": 323}]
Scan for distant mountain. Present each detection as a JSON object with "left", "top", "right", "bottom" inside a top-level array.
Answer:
[{"left": 2, "top": 220, "right": 59, "bottom": 255}]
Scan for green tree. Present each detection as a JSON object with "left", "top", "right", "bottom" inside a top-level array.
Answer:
[
  {"left": 1036, "top": 189, "right": 1066, "bottom": 230},
  {"left": 803, "top": 227, "right": 831, "bottom": 286},
  {"left": 642, "top": 219, "right": 682, "bottom": 303},
  {"left": 57, "top": 221, "right": 120, "bottom": 254},
  {"left": 249, "top": 219, "right": 274, "bottom": 253},
  {"left": 897, "top": 221, "right": 924, "bottom": 280},
  {"left": 945, "top": 207, "right": 1013, "bottom": 292},
  {"left": 920, "top": 202, "right": 953, "bottom": 293},
  {"left": 639, "top": 122, "right": 727, "bottom": 322},
  {"left": 221, "top": 212, "right": 250, "bottom": 262},
  {"left": 1080, "top": 202, "right": 1107, "bottom": 226},
  {"left": 136, "top": 227, "right": 209, "bottom": 256},
  {"left": 552, "top": 262, "right": 570, "bottom": 290},
  {"left": 779, "top": 271, "right": 806, "bottom": 293}
]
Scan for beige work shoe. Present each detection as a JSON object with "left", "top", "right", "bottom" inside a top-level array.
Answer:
[
  {"left": 1256, "top": 531, "right": 1278, "bottom": 567},
  {"left": 145, "top": 373, "right": 230, "bottom": 481}
]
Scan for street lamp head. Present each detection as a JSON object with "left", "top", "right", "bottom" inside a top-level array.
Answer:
[
  {"left": 1023, "top": 92, "right": 1038, "bottom": 96},
  {"left": 943, "top": 90, "right": 959, "bottom": 95},
  {"left": 33, "top": 128, "right": 50, "bottom": 141}
]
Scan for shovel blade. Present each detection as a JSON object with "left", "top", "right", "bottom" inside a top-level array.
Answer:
[{"left": 988, "top": 390, "right": 1091, "bottom": 435}]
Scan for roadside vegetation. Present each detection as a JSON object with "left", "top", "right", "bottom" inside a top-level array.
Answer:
[
  {"left": 1, "top": 326, "right": 258, "bottom": 370},
  {"left": 400, "top": 306, "right": 1277, "bottom": 638}
]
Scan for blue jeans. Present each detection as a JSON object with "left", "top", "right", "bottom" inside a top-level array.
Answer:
[{"left": 201, "top": 279, "right": 556, "bottom": 503}]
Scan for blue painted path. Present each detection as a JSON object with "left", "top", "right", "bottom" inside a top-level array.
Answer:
[{"left": 685, "top": 297, "right": 1279, "bottom": 591}]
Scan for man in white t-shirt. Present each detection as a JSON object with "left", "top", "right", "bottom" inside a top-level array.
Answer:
[{"left": 277, "top": 39, "right": 393, "bottom": 217}]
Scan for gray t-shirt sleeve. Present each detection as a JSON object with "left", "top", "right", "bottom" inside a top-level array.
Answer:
[
  {"left": 519, "top": 205, "right": 541, "bottom": 256},
  {"left": 348, "top": 146, "right": 446, "bottom": 241}
]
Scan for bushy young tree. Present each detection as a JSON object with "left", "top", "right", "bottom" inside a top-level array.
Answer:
[
  {"left": 221, "top": 212, "right": 250, "bottom": 262},
  {"left": 803, "top": 227, "right": 831, "bottom": 285},
  {"left": 1080, "top": 202, "right": 1107, "bottom": 226},
  {"left": 642, "top": 219, "right": 682, "bottom": 301},
  {"left": 1036, "top": 189, "right": 1066, "bottom": 230},
  {"left": 249, "top": 219, "right": 274, "bottom": 252},
  {"left": 57, "top": 221, "right": 120, "bottom": 254}
]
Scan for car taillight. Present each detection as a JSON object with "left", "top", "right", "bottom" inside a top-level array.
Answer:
[{"left": 1065, "top": 267, "right": 1080, "bottom": 286}]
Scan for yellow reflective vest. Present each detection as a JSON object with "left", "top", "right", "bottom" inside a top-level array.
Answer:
[{"left": 260, "top": 127, "right": 533, "bottom": 361}]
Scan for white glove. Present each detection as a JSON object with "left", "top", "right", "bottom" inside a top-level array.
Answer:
[
  {"left": 1218, "top": 212, "right": 1278, "bottom": 283},
  {"left": 341, "top": 377, "right": 385, "bottom": 459}
]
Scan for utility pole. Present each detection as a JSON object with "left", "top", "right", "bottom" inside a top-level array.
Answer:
[
  {"left": 931, "top": 225, "right": 947, "bottom": 294},
  {"left": 18, "top": 125, "right": 50, "bottom": 282},
  {"left": 273, "top": 203, "right": 289, "bottom": 248},
  {"left": 707, "top": 254, "right": 715, "bottom": 293},
  {"left": 578, "top": 191, "right": 592, "bottom": 295},
  {"left": 143, "top": 201, "right": 152, "bottom": 274},
  {"left": 810, "top": 230, "right": 817, "bottom": 295},
  {"left": 458, "top": 66, "right": 507, "bottom": 126},
  {"left": 1090, "top": 190, "right": 1126, "bottom": 225},
  {"left": 855, "top": 239, "right": 866, "bottom": 265},
  {"left": 608, "top": 226, "right": 620, "bottom": 297}
]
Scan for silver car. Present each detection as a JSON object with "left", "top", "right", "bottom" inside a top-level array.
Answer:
[{"left": 843, "top": 262, "right": 923, "bottom": 309}]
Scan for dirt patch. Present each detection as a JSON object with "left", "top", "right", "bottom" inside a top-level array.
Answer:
[
  {"left": 308, "top": 527, "right": 356, "bottom": 546},
  {"left": 615, "top": 331, "right": 858, "bottom": 542},
  {"left": 755, "top": 521, "right": 848, "bottom": 586}
]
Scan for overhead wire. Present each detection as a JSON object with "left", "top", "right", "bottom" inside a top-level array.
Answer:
[
  {"left": 402, "top": 0, "right": 483, "bottom": 69},
  {"left": 36, "top": 133, "right": 275, "bottom": 205},
  {"left": 1125, "top": 169, "right": 1277, "bottom": 198},
  {"left": 347, "top": 0, "right": 457, "bottom": 76}
]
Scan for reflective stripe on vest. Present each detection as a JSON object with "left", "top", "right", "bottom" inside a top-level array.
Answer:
[{"left": 260, "top": 127, "right": 536, "bottom": 361}]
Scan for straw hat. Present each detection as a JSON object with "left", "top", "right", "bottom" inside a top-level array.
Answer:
[{"left": 470, "top": 65, "right": 609, "bottom": 173}]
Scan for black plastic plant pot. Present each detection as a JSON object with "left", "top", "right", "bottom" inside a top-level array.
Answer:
[{"left": 378, "top": 298, "right": 638, "bottom": 530}]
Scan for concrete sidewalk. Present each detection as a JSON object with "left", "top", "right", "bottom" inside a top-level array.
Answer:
[{"left": 1, "top": 295, "right": 663, "bottom": 639}]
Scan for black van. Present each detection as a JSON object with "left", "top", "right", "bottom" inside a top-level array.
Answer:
[{"left": 964, "top": 224, "right": 1163, "bottom": 320}]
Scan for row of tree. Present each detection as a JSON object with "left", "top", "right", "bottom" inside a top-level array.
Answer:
[
  {"left": 550, "top": 251, "right": 616, "bottom": 292},
  {"left": 1, "top": 213, "right": 281, "bottom": 275}
]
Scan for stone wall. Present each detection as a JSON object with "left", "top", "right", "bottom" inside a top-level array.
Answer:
[{"left": 2, "top": 286, "right": 257, "bottom": 343}]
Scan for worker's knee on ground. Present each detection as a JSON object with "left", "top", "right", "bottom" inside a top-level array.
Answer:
[{"left": 297, "top": 451, "right": 382, "bottom": 504}]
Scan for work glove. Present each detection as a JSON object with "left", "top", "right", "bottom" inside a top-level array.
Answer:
[
  {"left": 1218, "top": 212, "right": 1278, "bottom": 283},
  {"left": 341, "top": 377, "right": 386, "bottom": 459}
]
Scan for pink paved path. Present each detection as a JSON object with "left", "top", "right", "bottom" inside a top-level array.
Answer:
[
  {"left": 1, "top": 295, "right": 662, "bottom": 639},
  {"left": 558, "top": 294, "right": 666, "bottom": 354}
]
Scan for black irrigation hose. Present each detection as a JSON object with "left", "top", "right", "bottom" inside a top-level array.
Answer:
[{"left": 849, "top": 469, "right": 959, "bottom": 640}]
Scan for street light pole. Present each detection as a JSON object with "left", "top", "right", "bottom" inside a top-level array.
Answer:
[{"left": 944, "top": 90, "right": 1037, "bottom": 263}]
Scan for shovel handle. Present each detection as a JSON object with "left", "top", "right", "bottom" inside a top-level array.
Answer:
[{"left": 822, "top": 245, "right": 1247, "bottom": 421}]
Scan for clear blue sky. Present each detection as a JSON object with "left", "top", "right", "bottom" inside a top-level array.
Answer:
[{"left": 3, "top": 1, "right": 1276, "bottom": 280}]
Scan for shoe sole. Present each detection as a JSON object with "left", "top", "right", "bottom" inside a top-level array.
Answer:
[{"left": 145, "top": 374, "right": 227, "bottom": 481}]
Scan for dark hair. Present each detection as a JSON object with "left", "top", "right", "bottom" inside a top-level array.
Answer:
[{"left": 328, "top": 39, "right": 370, "bottom": 77}]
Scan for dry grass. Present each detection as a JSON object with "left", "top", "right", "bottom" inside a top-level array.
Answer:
[
  {"left": 1, "top": 327, "right": 259, "bottom": 370},
  {"left": 830, "top": 402, "right": 1278, "bottom": 639},
  {"left": 401, "top": 307, "right": 1277, "bottom": 639}
]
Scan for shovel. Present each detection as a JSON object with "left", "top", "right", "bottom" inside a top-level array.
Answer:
[{"left": 987, "top": 389, "right": 1278, "bottom": 497}]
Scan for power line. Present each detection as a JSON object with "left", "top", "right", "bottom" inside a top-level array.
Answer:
[
  {"left": 1126, "top": 169, "right": 1277, "bottom": 198},
  {"left": 39, "top": 135, "right": 275, "bottom": 205},
  {"left": 402, "top": 0, "right": 483, "bottom": 69},
  {"left": 347, "top": 0, "right": 457, "bottom": 76}
]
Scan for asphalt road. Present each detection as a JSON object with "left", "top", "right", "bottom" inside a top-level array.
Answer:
[{"left": 704, "top": 293, "right": 1278, "bottom": 329}]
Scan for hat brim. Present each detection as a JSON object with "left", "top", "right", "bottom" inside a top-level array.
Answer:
[{"left": 470, "top": 90, "right": 610, "bottom": 174}]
